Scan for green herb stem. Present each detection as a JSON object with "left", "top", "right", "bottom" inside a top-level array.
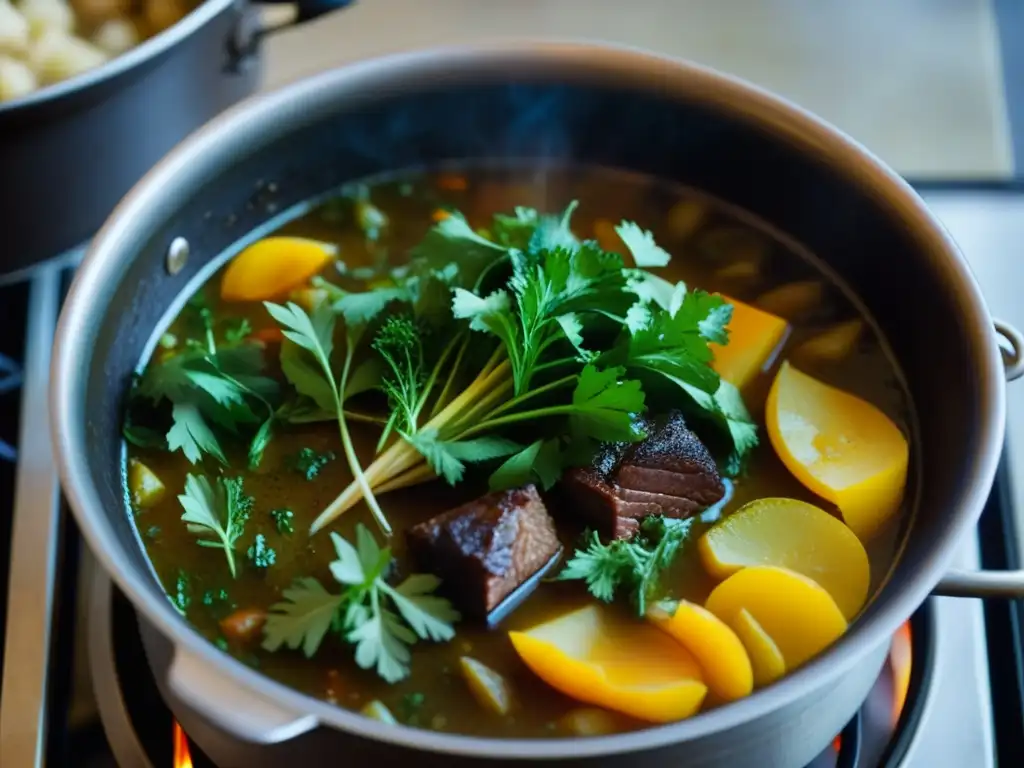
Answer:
[
  {"left": 374, "top": 461, "right": 435, "bottom": 494},
  {"left": 312, "top": 360, "right": 514, "bottom": 528},
  {"left": 473, "top": 373, "right": 578, "bottom": 422},
  {"left": 455, "top": 404, "right": 576, "bottom": 440},
  {"left": 343, "top": 409, "right": 388, "bottom": 426},
  {"left": 414, "top": 331, "right": 463, "bottom": 423},
  {"left": 446, "top": 378, "right": 514, "bottom": 434},
  {"left": 429, "top": 333, "right": 470, "bottom": 418},
  {"left": 334, "top": 342, "right": 392, "bottom": 537},
  {"left": 530, "top": 356, "right": 581, "bottom": 375}
]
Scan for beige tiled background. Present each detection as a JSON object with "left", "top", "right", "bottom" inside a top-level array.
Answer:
[{"left": 265, "top": 0, "right": 1014, "bottom": 179}]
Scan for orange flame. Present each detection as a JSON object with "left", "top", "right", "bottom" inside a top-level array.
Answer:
[
  {"left": 890, "top": 621, "right": 913, "bottom": 723},
  {"left": 173, "top": 721, "right": 193, "bottom": 768}
]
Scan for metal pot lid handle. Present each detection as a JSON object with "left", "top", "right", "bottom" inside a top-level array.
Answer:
[
  {"left": 258, "top": 0, "right": 356, "bottom": 23},
  {"left": 994, "top": 319, "right": 1024, "bottom": 381},
  {"left": 168, "top": 647, "right": 318, "bottom": 744},
  {"left": 229, "top": 1, "right": 356, "bottom": 70},
  {"left": 934, "top": 569, "right": 1024, "bottom": 598}
]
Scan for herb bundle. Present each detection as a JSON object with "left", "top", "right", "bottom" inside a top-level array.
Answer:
[{"left": 264, "top": 202, "right": 757, "bottom": 536}]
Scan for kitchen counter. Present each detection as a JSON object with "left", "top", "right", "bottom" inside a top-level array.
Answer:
[{"left": 264, "top": 0, "right": 1014, "bottom": 179}]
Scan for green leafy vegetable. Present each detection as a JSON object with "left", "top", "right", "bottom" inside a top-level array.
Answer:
[
  {"left": 372, "top": 314, "right": 426, "bottom": 438},
  {"left": 171, "top": 570, "right": 191, "bottom": 615},
  {"left": 264, "top": 300, "right": 391, "bottom": 536},
  {"left": 247, "top": 534, "right": 277, "bottom": 569},
  {"left": 258, "top": 201, "right": 755, "bottom": 535},
  {"left": 271, "top": 508, "right": 295, "bottom": 535},
  {"left": 262, "top": 578, "right": 344, "bottom": 658},
  {"left": 262, "top": 525, "right": 458, "bottom": 683},
  {"left": 290, "top": 447, "right": 336, "bottom": 481},
  {"left": 557, "top": 516, "right": 695, "bottom": 616},
  {"left": 615, "top": 221, "right": 672, "bottom": 268},
  {"left": 177, "top": 474, "right": 254, "bottom": 578},
  {"left": 407, "top": 429, "right": 522, "bottom": 485},
  {"left": 202, "top": 588, "right": 230, "bottom": 607},
  {"left": 129, "top": 298, "right": 279, "bottom": 467},
  {"left": 488, "top": 438, "right": 563, "bottom": 491},
  {"left": 618, "top": 292, "right": 730, "bottom": 396}
]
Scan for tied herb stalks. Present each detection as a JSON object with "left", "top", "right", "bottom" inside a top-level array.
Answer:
[{"left": 264, "top": 203, "right": 758, "bottom": 536}]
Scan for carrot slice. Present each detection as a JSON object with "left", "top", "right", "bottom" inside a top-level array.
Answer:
[
  {"left": 220, "top": 237, "right": 336, "bottom": 302},
  {"left": 710, "top": 295, "right": 789, "bottom": 389}
]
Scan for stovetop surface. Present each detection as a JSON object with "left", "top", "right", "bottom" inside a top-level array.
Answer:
[{"left": 2, "top": 183, "right": 1024, "bottom": 768}]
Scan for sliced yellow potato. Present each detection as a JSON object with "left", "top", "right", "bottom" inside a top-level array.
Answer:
[
  {"left": 460, "top": 656, "right": 513, "bottom": 716},
  {"left": 731, "top": 608, "right": 786, "bottom": 687},
  {"left": 710, "top": 295, "right": 790, "bottom": 390},
  {"left": 649, "top": 600, "right": 753, "bottom": 701},
  {"left": 360, "top": 700, "right": 397, "bottom": 724},
  {"left": 794, "top": 320, "right": 863, "bottom": 362},
  {"left": 128, "top": 458, "right": 165, "bottom": 509},
  {"left": 705, "top": 566, "right": 847, "bottom": 669},
  {"left": 699, "top": 498, "right": 870, "bottom": 620},
  {"left": 509, "top": 605, "right": 707, "bottom": 723},
  {"left": 766, "top": 361, "right": 909, "bottom": 540},
  {"left": 221, "top": 237, "right": 337, "bottom": 302}
]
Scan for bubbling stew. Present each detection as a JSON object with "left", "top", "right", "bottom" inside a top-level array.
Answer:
[{"left": 122, "top": 165, "right": 912, "bottom": 738}]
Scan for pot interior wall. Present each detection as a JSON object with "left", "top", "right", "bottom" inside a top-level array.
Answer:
[{"left": 80, "top": 74, "right": 981, "bottom": 642}]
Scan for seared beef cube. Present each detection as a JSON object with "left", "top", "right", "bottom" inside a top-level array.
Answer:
[
  {"left": 615, "top": 413, "right": 724, "bottom": 502},
  {"left": 407, "top": 485, "right": 561, "bottom": 618},
  {"left": 561, "top": 411, "right": 724, "bottom": 538}
]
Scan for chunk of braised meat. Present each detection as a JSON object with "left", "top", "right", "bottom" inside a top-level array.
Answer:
[
  {"left": 406, "top": 485, "right": 561, "bottom": 619},
  {"left": 561, "top": 411, "right": 724, "bottom": 539}
]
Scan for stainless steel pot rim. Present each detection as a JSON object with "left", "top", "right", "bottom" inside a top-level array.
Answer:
[
  {"left": 50, "top": 40, "right": 1007, "bottom": 759},
  {"left": 0, "top": 0, "right": 232, "bottom": 115}
]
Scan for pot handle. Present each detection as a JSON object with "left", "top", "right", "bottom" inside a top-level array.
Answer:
[
  {"left": 934, "top": 570, "right": 1024, "bottom": 598},
  {"left": 932, "top": 321, "right": 1024, "bottom": 596},
  {"left": 995, "top": 318, "right": 1024, "bottom": 381},
  {"left": 228, "top": 1, "right": 355, "bottom": 69},
  {"left": 167, "top": 646, "right": 318, "bottom": 744},
  {"left": 254, "top": 0, "right": 355, "bottom": 26}
]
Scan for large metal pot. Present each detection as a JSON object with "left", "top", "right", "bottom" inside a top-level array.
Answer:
[
  {"left": 0, "top": 0, "right": 350, "bottom": 280},
  {"left": 50, "top": 42, "right": 1024, "bottom": 768}
]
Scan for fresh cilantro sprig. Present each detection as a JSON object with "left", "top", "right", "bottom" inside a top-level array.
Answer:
[
  {"left": 262, "top": 524, "right": 458, "bottom": 683},
  {"left": 177, "top": 474, "right": 254, "bottom": 578},
  {"left": 557, "top": 516, "right": 695, "bottom": 616}
]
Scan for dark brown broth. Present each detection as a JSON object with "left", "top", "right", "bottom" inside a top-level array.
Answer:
[{"left": 125, "top": 164, "right": 911, "bottom": 738}]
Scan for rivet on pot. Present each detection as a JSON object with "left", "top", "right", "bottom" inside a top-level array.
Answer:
[{"left": 166, "top": 237, "right": 189, "bottom": 275}]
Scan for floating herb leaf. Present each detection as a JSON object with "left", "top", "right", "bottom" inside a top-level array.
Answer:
[
  {"left": 177, "top": 474, "right": 253, "bottom": 578},
  {"left": 262, "top": 525, "right": 458, "bottom": 684}
]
